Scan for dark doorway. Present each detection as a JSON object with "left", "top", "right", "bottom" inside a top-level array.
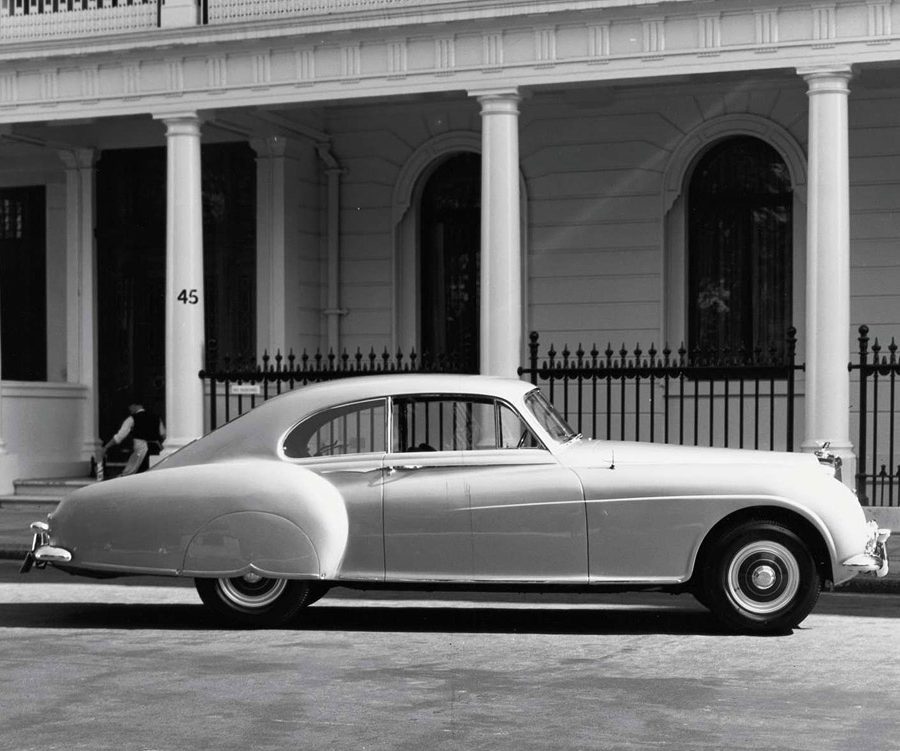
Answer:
[
  {"left": 688, "top": 136, "right": 793, "bottom": 357},
  {"left": 420, "top": 152, "right": 481, "bottom": 373},
  {"left": 0, "top": 186, "right": 46, "bottom": 381},
  {"left": 96, "top": 142, "right": 256, "bottom": 440}
]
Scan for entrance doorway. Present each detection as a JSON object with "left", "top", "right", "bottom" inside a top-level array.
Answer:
[
  {"left": 419, "top": 152, "right": 481, "bottom": 373},
  {"left": 96, "top": 142, "right": 256, "bottom": 440},
  {"left": 0, "top": 185, "right": 46, "bottom": 381}
]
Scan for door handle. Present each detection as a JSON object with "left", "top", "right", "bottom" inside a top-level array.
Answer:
[{"left": 385, "top": 464, "right": 424, "bottom": 473}]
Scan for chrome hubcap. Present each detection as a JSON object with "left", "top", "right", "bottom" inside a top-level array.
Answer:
[
  {"left": 751, "top": 564, "right": 777, "bottom": 590},
  {"left": 727, "top": 541, "right": 800, "bottom": 615},
  {"left": 216, "top": 575, "right": 287, "bottom": 610}
]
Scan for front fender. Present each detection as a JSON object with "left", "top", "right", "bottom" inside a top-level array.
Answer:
[{"left": 577, "top": 462, "right": 856, "bottom": 583}]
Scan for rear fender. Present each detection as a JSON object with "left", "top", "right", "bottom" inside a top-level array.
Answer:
[{"left": 182, "top": 511, "right": 320, "bottom": 579}]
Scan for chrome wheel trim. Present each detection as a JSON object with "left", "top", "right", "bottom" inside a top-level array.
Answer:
[
  {"left": 726, "top": 541, "right": 800, "bottom": 615},
  {"left": 216, "top": 575, "right": 288, "bottom": 610}
]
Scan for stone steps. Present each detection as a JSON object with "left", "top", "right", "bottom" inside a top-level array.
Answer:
[{"left": 0, "top": 476, "right": 95, "bottom": 509}]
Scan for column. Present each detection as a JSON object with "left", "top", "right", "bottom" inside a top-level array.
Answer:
[
  {"left": 472, "top": 88, "right": 523, "bottom": 378},
  {"left": 252, "top": 136, "right": 325, "bottom": 357},
  {"left": 61, "top": 148, "right": 100, "bottom": 459},
  {"left": 251, "top": 136, "right": 289, "bottom": 355},
  {"left": 799, "top": 66, "right": 854, "bottom": 474},
  {"left": 156, "top": 113, "right": 205, "bottom": 451},
  {"left": 322, "top": 159, "right": 345, "bottom": 353}
]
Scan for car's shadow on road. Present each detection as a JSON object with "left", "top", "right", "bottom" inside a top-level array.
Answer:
[{"left": 0, "top": 600, "right": 746, "bottom": 636}]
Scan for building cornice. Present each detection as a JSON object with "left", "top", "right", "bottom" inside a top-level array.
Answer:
[{"left": 0, "top": 0, "right": 895, "bottom": 124}]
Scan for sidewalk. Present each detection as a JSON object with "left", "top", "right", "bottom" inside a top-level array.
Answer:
[{"left": 2, "top": 504, "right": 897, "bottom": 593}]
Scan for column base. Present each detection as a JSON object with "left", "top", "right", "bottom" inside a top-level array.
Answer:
[
  {"left": 160, "top": 436, "right": 201, "bottom": 458},
  {"left": 81, "top": 439, "right": 102, "bottom": 462},
  {"left": 0, "top": 451, "right": 19, "bottom": 495}
]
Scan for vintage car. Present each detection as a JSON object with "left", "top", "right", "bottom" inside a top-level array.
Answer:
[{"left": 23, "top": 374, "right": 889, "bottom": 632}]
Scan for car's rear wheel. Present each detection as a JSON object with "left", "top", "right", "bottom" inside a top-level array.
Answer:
[
  {"left": 702, "top": 520, "right": 820, "bottom": 633},
  {"left": 195, "top": 574, "right": 311, "bottom": 627}
]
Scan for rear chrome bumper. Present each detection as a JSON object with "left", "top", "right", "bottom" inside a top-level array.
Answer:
[
  {"left": 20, "top": 521, "right": 72, "bottom": 574},
  {"left": 841, "top": 522, "right": 891, "bottom": 578}
]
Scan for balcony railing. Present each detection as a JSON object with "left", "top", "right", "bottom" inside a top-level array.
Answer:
[
  {"left": 0, "top": 0, "right": 157, "bottom": 41},
  {"left": 206, "top": 0, "right": 426, "bottom": 25},
  {"left": 0, "top": 0, "right": 470, "bottom": 40}
]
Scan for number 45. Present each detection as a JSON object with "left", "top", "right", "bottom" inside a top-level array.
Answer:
[{"left": 177, "top": 289, "right": 199, "bottom": 305}]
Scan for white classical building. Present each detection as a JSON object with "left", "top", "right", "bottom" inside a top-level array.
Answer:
[{"left": 0, "top": 0, "right": 898, "bottom": 492}]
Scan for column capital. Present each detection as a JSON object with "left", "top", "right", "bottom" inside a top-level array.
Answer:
[
  {"left": 58, "top": 147, "right": 96, "bottom": 171},
  {"left": 797, "top": 64, "right": 854, "bottom": 93},
  {"left": 469, "top": 86, "right": 521, "bottom": 106},
  {"left": 250, "top": 134, "right": 309, "bottom": 161},
  {"left": 153, "top": 111, "right": 203, "bottom": 137}
]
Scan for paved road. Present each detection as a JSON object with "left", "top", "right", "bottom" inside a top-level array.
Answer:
[{"left": 1, "top": 563, "right": 898, "bottom": 751}]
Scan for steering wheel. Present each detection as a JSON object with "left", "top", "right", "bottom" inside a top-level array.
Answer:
[{"left": 517, "top": 429, "right": 530, "bottom": 449}]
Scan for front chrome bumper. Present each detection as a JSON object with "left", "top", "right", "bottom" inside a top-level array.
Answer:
[
  {"left": 841, "top": 521, "right": 891, "bottom": 578},
  {"left": 20, "top": 521, "right": 72, "bottom": 574}
]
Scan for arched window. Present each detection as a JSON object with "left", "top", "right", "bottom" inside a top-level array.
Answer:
[
  {"left": 419, "top": 152, "right": 481, "bottom": 373},
  {"left": 688, "top": 136, "right": 792, "bottom": 358}
]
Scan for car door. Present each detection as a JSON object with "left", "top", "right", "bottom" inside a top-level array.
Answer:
[
  {"left": 382, "top": 395, "right": 587, "bottom": 583},
  {"left": 282, "top": 398, "right": 388, "bottom": 581},
  {"left": 461, "top": 400, "right": 587, "bottom": 582},
  {"left": 382, "top": 395, "right": 471, "bottom": 580}
]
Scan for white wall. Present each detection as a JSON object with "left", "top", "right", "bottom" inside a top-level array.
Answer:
[
  {"left": 325, "top": 78, "right": 817, "bottom": 359},
  {"left": 0, "top": 383, "right": 87, "bottom": 491}
]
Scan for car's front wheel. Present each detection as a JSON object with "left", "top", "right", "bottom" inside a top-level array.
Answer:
[
  {"left": 702, "top": 520, "right": 821, "bottom": 633},
  {"left": 195, "top": 574, "right": 312, "bottom": 627}
]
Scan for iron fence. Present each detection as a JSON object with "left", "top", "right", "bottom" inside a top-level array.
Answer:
[
  {"left": 850, "top": 325, "right": 900, "bottom": 506},
  {"left": 199, "top": 340, "right": 462, "bottom": 431},
  {"left": 518, "top": 329, "right": 802, "bottom": 452},
  {"left": 201, "top": 331, "right": 803, "bottom": 453}
]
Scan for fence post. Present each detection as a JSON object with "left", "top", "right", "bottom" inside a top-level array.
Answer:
[
  {"left": 855, "top": 325, "right": 870, "bottom": 503},
  {"left": 205, "top": 338, "right": 218, "bottom": 432},
  {"left": 786, "top": 326, "right": 797, "bottom": 451},
  {"left": 526, "top": 331, "right": 539, "bottom": 385}
]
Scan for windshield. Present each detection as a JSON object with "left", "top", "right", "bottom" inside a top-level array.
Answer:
[{"left": 524, "top": 390, "right": 578, "bottom": 443}]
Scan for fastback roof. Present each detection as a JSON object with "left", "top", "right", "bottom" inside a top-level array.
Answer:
[{"left": 160, "top": 374, "right": 538, "bottom": 467}]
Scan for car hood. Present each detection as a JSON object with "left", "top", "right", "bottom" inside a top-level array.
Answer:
[{"left": 557, "top": 437, "right": 820, "bottom": 471}]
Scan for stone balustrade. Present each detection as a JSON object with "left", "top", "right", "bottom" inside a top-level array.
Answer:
[{"left": 0, "top": 0, "right": 157, "bottom": 41}]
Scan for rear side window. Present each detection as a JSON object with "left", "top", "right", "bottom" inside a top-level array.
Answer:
[
  {"left": 392, "top": 396, "right": 542, "bottom": 452},
  {"left": 283, "top": 399, "right": 387, "bottom": 458}
]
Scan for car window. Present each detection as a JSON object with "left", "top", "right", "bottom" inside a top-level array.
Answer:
[
  {"left": 498, "top": 402, "right": 541, "bottom": 449},
  {"left": 525, "top": 389, "right": 578, "bottom": 443},
  {"left": 392, "top": 396, "right": 541, "bottom": 452},
  {"left": 283, "top": 399, "right": 387, "bottom": 458}
]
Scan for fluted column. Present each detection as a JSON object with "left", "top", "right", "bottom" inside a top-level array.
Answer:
[
  {"left": 156, "top": 113, "right": 205, "bottom": 450},
  {"left": 472, "top": 87, "right": 522, "bottom": 377},
  {"left": 799, "top": 66, "right": 854, "bottom": 475}
]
